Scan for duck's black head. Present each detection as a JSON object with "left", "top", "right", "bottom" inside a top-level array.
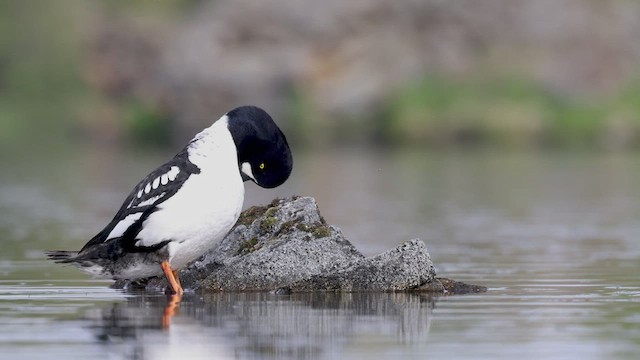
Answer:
[{"left": 227, "top": 106, "right": 293, "bottom": 188}]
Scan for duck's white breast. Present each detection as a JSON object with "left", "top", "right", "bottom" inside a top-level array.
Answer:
[{"left": 135, "top": 119, "right": 245, "bottom": 268}]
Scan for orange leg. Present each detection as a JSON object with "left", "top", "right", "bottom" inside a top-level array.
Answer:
[
  {"left": 172, "top": 269, "right": 182, "bottom": 291},
  {"left": 160, "top": 260, "right": 184, "bottom": 295},
  {"left": 162, "top": 293, "right": 182, "bottom": 329}
]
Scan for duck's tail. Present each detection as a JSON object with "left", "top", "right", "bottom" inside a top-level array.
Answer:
[
  {"left": 45, "top": 250, "right": 79, "bottom": 263},
  {"left": 46, "top": 250, "right": 110, "bottom": 278}
]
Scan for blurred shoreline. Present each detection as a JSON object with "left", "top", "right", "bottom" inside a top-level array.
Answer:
[{"left": 1, "top": 0, "right": 640, "bottom": 151}]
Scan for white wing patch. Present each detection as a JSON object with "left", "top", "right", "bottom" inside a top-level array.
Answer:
[
  {"left": 126, "top": 167, "right": 182, "bottom": 210},
  {"left": 137, "top": 193, "right": 166, "bottom": 207},
  {"left": 167, "top": 166, "right": 180, "bottom": 181},
  {"left": 106, "top": 212, "right": 143, "bottom": 240}
]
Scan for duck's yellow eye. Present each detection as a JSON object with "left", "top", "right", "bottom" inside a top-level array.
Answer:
[{"left": 259, "top": 162, "right": 265, "bottom": 170}]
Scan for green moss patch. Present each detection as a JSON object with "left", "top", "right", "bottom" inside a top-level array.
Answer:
[
  {"left": 236, "top": 237, "right": 260, "bottom": 255},
  {"left": 312, "top": 225, "right": 331, "bottom": 239},
  {"left": 237, "top": 205, "right": 270, "bottom": 226}
]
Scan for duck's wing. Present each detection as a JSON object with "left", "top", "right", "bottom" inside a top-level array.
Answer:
[{"left": 80, "top": 149, "right": 201, "bottom": 253}]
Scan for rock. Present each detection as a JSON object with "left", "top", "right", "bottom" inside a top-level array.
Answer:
[
  {"left": 432, "top": 277, "right": 487, "bottom": 294},
  {"left": 117, "top": 196, "right": 484, "bottom": 294},
  {"left": 286, "top": 239, "right": 435, "bottom": 292}
]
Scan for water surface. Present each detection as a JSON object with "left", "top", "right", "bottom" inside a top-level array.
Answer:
[{"left": 1, "top": 146, "right": 639, "bottom": 359}]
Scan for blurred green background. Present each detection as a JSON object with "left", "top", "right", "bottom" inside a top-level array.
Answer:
[
  {"left": 2, "top": 0, "right": 640, "bottom": 151},
  {"left": 2, "top": 5, "right": 640, "bottom": 357}
]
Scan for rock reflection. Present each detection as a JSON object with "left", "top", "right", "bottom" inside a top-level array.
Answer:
[{"left": 86, "top": 292, "right": 436, "bottom": 359}]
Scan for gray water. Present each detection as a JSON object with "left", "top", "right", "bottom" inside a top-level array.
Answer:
[{"left": 1, "top": 145, "right": 639, "bottom": 359}]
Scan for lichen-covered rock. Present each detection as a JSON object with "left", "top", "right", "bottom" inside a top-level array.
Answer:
[
  {"left": 118, "top": 196, "right": 483, "bottom": 293},
  {"left": 193, "top": 197, "right": 366, "bottom": 291}
]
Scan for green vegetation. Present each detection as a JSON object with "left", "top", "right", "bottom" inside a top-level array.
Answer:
[
  {"left": 236, "top": 237, "right": 260, "bottom": 255},
  {"left": 0, "top": 1, "right": 90, "bottom": 148},
  {"left": 3, "top": 1, "right": 640, "bottom": 151},
  {"left": 311, "top": 225, "right": 331, "bottom": 239},
  {"left": 382, "top": 75, "right": 640, "bottom": 149},
  {"left": 259, "top": 216, "right": 279, "bottom": 234},
  {"left": 283, "top": 74, "right": 640, "bottom": 150},
  {"left": 237, "top": 204, "right": 269, "bottom": 226},
  {"left": 124, "top": 100, "right": 172, "bottom": 146},
  {"left": 0, "top": 0, "right": 189, "bottom": 150}
]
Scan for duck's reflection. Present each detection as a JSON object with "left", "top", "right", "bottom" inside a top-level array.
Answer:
[
  {"left": 162, "top": 294, "right": 182, "bottom": 329},
  {"left": 86, "top": 292, "right": 436, "bottom": 359}
]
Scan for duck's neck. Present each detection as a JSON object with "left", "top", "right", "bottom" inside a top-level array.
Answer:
[{"left": 186, "top": 116, "right": 238, "bottom": 170}]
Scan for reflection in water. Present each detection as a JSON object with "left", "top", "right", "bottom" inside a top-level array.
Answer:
[
  {"left": 4, "top": 149, "right": 640, "bottom": 358},
  {"left": 87, "top": 292, "right": 435, "bottom": 359},
  {"left": 162, "top": 294, "right": 182, "bottom": 329}
]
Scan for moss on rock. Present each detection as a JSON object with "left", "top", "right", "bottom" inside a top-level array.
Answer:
[{"left": 236, "top": 237, "right": 260, "bottom": 255}]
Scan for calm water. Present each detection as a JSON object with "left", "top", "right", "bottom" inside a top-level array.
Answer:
[{"left": 1, "top": 145, "right": 639, "bottom": 359}]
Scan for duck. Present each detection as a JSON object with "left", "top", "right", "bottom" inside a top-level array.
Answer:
[{"left": 47, "top": 105, "right": 293, "bottom": 295}]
